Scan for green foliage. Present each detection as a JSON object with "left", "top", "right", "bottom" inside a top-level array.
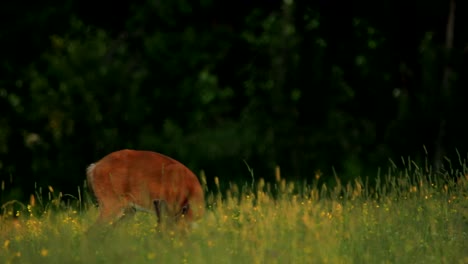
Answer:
[{"left": 1, "top": 0, "right": 468, "bottom": 203}]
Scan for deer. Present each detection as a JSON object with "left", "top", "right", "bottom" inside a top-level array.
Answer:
[{"left": 85, "top": 149, "right": 205, "bottom": 234}]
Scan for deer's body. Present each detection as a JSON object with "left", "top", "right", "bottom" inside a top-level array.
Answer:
[{"left": 86, "top": 149, "right": 205, "bottom": 229}]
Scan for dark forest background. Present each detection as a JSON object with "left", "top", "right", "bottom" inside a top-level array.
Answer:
[{"left": 1, "top": 0, "right": 467, "bottom": 204}]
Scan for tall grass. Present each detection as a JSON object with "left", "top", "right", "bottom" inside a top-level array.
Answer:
[{"left": 1, "top": 162, "right": 467, "bottom": 264}]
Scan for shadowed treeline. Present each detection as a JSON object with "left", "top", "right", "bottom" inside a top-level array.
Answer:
[{"left": 1, "top": 0, "right": 468, "bottom": 203}]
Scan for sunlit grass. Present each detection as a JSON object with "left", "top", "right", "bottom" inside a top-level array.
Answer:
[{"left": 1, "top": 163, "right": 467, "bottom": 264}]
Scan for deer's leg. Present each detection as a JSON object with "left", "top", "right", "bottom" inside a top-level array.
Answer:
[{"left": 153, "top": 199, "right": 167, "bottom": 224}]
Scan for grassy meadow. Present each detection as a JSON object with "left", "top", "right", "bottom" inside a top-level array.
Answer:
[{"left": 1, "top": 164, "right": 467, "bottom": 264}]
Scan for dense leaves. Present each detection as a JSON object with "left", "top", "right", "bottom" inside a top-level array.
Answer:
[{"left": 1, "top": 0, "right": 467, "bottom": 203}]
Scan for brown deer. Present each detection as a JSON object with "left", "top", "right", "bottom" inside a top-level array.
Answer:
[{"left": 86, "top": 149, "right": 205, "bottom": 232}]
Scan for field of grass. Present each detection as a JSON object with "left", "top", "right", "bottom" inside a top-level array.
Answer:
[{"left": 1, "top": 165, "right": 467, "bottom": 264}]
